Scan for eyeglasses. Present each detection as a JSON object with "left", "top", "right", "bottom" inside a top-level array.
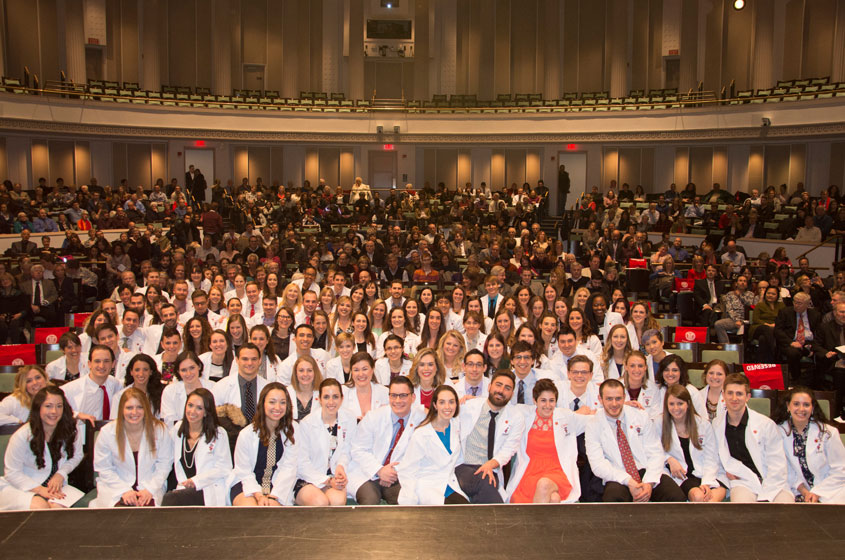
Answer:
[
  {"left": 569, "top": 370, "right": 591, "bottom": 377},
  {"left": 464, "top": 361, "right": 485, "bottom": 368},
  {"left": 388, "top": 392, "right": 412, "bottom": 399},
  {"left": 513, "top": 355, "right": 533, "bottom": 362}
]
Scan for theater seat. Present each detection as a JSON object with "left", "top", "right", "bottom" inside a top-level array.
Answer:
[{"left": 748, "top": 397, "right": 771, "bottom": 417}]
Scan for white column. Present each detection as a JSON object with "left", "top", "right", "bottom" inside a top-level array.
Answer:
[
  {"left": 607, "top": 0, "right": 628, "bottom": 97},
  {"left": 347, "top": 0, "right": 364, "bottom": 99},
  {"left": 63, "top": 0, "right": 86, "bottom": 84}
]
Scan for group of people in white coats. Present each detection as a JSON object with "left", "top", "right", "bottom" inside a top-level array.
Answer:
[{"left": 2, "top": 333, "right": 845, "bottom": 509}]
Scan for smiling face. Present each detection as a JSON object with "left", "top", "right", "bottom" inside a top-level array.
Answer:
[
  {"left": 610, "top": 328, "right": 628, "bottom": 352},
  {"left": 667, "top": 394, "right": 688, "bottom": 422},
  {"left": 122, "top": 397, "right": 145, "bottom": 426},
  {"left": 130, "top": 360, "right": 152, "bottom": 387},
  {"left": 24, "top": 368, "right": 47, "bottom": 397},
  {"left": 263, "top": 389, "right": 287, "bottom": 426},
  {"left": 350, "top": 359, "right": 374, "bottom": 387},
  {"left": 319, "top": 384, "right": 343, "bottom": 415},
  {"left": 536, "top": 390, "right": 557, "bottom": 419},
  {"left": 600, "top": 385, "right": 625, "bottom": 418},
  {"left": 724, "top": 382, "right": 750, "bottom": 415},
  {"left": 178, "top": 358, "right": 201, "bottom": 384},
  {"left": 295, "top": 360, "right": 315, "bottom": 388},
  {"left": 625, "top": 356, "right": 646, "bottom": 386},
  {"left": 185, "top": 394, "right": 206, "bottom": 426},
  {"left": 415, "top": 353, "right": 437, "bottom": 386},
  {"left": 433, "top": 390, "right": 457, "bottom": 422},
  {"left": 787, "top": 391, "right": 813, "bottom": 427},
  {"left": 488, "top": 375, "right": 514, "bottom": 408}
]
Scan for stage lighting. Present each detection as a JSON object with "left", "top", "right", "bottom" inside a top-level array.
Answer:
[{"left": 733, "top": 0, "right": 745, "bottom": 10}]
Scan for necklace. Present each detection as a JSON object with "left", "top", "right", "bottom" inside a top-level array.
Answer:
[{"left": 182, "top": 434, "right": 199, "bottom": 469}]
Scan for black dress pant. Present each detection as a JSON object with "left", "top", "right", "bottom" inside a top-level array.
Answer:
[
  {"left": 601, "top": 470, "right": 686, "bottom": 502},
  {"left": 455, "top": 464, "right": 503, "bottom": 504},
  {"left": 356, "top": 480, "right": 401, "bottom": 505}
]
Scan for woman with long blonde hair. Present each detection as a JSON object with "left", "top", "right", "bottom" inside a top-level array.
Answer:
[{"left": 601, "top": 323, "right": 633, "bottom": 380}]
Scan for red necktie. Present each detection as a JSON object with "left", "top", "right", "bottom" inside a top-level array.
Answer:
[
  {"left": 101, "top": 385, "right": 110, "bottom": 420},
  {"left": 305, "top": 316, "right": 311, "bottom": 325},
  {"left": 250, "top": 304, "right": 256, "bottom": 318},
  {"left": 616, "top": 419, "right": 641, "bottom": 483},
  {"left": 796, "top": 315, "right": 806, "bottom": 345},
  {"left": 384, "top": 419, "right": 405, "bottom": 465}
]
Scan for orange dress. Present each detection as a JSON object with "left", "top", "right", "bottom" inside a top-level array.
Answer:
[{"left": 510, "top": 415, "right": 572, "bottom": 503}]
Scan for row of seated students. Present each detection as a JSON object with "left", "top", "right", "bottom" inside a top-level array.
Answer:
[{"left": 1, "top": 311, "right": 844, "bottom": 508}]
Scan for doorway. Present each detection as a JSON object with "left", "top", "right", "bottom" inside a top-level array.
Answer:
[
  {"left": 243, "top": 65, "right": 265, "bottom": 92},
  {"left": 555, "top": 151, "right": 588, "bottom": 215},
  {"left": 184, "top": 148, "right": 215, "bottom": 204},
  {"left": 368, "top": 150, "right": 397, "bottom": 191}
]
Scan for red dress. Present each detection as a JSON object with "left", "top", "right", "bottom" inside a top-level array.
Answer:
[{"left": 510, "top": 415, "right": 572, "bottom": 503}]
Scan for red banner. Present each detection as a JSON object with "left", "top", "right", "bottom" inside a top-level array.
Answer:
[
  {"left": 73, "top": 313, "right": 93, "bottom": 328},
  {"left": 674, "top": 278, "right": 694, "bottom": 292},
  {"left": 35, "top": 327, "right": 69, "bottom": 345},
  {"left": 675, "top": 326, "right": 708, "bottom": 343},
  {"left": 0, "top": 344, "right": 37, "bottom": 366},
  {"left": 628, "top": 258, "right": 648, "bottom": 269},
  {"left": 743, "top": 363, "right": 785, "bottom": 390}
]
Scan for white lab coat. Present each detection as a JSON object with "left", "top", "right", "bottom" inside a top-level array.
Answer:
[
  {"left": 596, "top": 311, "right": 624, "bottom": 341},
  {"left": 547, "top": 350, "right": 604, "bottom": 385},
  {"left": 211, "top": 374, "right": 270, "bottom": 409},
  {"left": 160, "top": 379, "right": 217, "bottom": 425},
  {"left": 556, "top": 381, "right": 602, "bottom": 411},
  {"left": 198, "top": 351, "right": 231, "bottom": 381},
  {"left": 448, "top": 376, "right": 490, "bottom": 400},
  {"left": 478, "top": 294, "right": 504, "bottom": 319},
  {"left": 61, "top": 374, "right": 124, "bottom": 421},
  {"left": 296, "top": 408, "right": 358, "bottom": 492},
  {"left": 654, "top": 414, "right": 720, "bottom": 487},
  {"left": 141, "top": 324, "right": 184, "bottom": 356},
  {"left": 374, "top": 357, "right": 412, "bottom": 386},
  {"left": 0, "top": 423, "right": 84, "bottom": 510},
  {"left": 45, "top": 356, "right": 89, "bottom": 381},
  {"left": 325, "top": 357, "right": 349, "bottom": 385},
  {"left": 92, "top": 420, "right": 174, "bottom": 507},
  {"left": 347, "top": 405, "right": 427, "bottom": 496},
  {"left": 578, "top": 337, "right": 603, "bottom": 359},
  {"left": 397, "top": 419, "right": 469, "bottom": 505},
  {"left": 506, "top": 406, "right": 587, "bottom": 503},
  {"left": 462, "top": 333, "right": 485, "bottom": 353},
  {"left": 653, "top": 384, "right": 703, "bottom": 419},
  {"left": 712, "top": 408, "right": 790, "bottom": 502},
  {"left": 0, "top": 394, "right": 29, "bottom": 425},
  {"left": 458, "top": 398, "right": 525, "bottom": 498},
  {"left": 585, "top": 407, "right": 664, "bottom": 486},
  {"left": 778, "top": 421, "right": 845, "bottom": 504},
  {"left": 375, "top": 331, "right": 421, "bottom": 359},
  {"left": 168, "top": 422, "right": 232, "bottom": 506},
  {"left": 340, "top": 383, "right": 389, "bottom": 420},
  {"left": 277, "top": 349, "right": 329, "bottom": 385},
  {"left": 286, "top": 385, "right": 319, "bottom": 421},
  {"left": 227, "top": 424, "right": 299, "bottom": 505},
  {"left": 628, "top": 383, "right": 661, "bottom": 415},
  {"left": 692, "top": 386, "right": 727, "bottom": 421}
]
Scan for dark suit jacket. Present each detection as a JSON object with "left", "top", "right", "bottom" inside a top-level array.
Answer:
[
  {"left": 813, "top": 319, "right": 844, "bottom": 362},
  {"left": 9, "top": 240, "right": 37, "bottom": 255},
  {"left": 602, "top": 241, "right": 626, "bottom": 264},
  {"left": 693, "top": 278, "right": 724, "bottom": 311},
  {"left": 774, "top": 307, "right": 822, "bottom": 348},
  {"left": 21, "top": 278, "right": 58, "bottom": 307}
]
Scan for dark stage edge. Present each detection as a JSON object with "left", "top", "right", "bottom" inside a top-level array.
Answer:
[{"left": 1, "top": 504, "right": 844, "bottom": 559}]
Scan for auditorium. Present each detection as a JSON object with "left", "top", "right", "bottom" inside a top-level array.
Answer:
[{"left": 0, "top": 0, "right": 844, "bottom": 557}]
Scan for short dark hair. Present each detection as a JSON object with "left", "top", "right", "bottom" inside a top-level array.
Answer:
[
  {"left": 236, "top": 343, "right": 261, "bottom": 358},
  {"left": 599, "top": 378, "right": 625, "bottom": 396},
  {"left": 463, "top": 349, "right": 484, "bottom": 363},
  {"left": 490, "top": 369, "right": 516, "bottom": 386},
  {"left": 533, "top": 378, "right": 559, "bottom": 401},
  {"left": 388, "top": 374, "right": 414, "bottom": 392},
  {"left": 724, "top": 372, "right": 750, "bottom": 392},
  {"left": 88, "top": 344, "right": 115, "bottom": 362}
]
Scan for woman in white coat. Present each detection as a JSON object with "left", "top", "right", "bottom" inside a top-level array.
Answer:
[
  {"left": 45, "top": 332, "right": 88, "bottom": 381},
  {"left": 657, "top": 384, "right": 726, "bottom": 502},
  {"left": 398, "top": 385, "right": 469, "bottom": 505},
  {"left": 585, "top": 292, "right": 624, "bottom": 344},
  {"left": 773, "top": 387, "right": 845, "bottom": 504},
  {"left": 325, "top": 332, "right": 356, "bottom": 385},
  {"left": 692, "top": 359, "right": 728, "bottom": 422},
  {"left": 0, "top": 386, "right": 83, "bottom": 510},
  {"left": 374, "top": 334, "right": 412, "bottom": 385},
  {"left": 295, "top": 379, "right": 357, "bottom": 506},
  {"left": 507, "top": 379, "right": 585, "bottom": 503},
  {"left": 160, "top": 352, "right": 215, "bottom": 425},
  {"left": 287, "top": 355, "right": 322, "bottom": 421},
  {"left": 621, "top": 352, "right": 660, "bottom": 414},
  {"left": 341, "top": 352, "right": 389, "bottom": 421},
  {"left": 0, "top": 366, "right": 48, "bottom": 426},
  {"left": 111, "top": 354, "right": 165, "bottom": 421},
  {"left": 93, "top": 388, "right": 173, "bottom": 507},
  {"left": 654, "top": 355, "right": 703, "bottom": 418},
  {"left": 229, "top": 382, "right": 299, "bottom": 506},
  {"left": 162, "top": 388, "right": 232, "bottom": 506}
]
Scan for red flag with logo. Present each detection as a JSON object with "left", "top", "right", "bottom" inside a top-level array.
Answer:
[
  {"left": 675, "top": 326, "right": 708, "bottom": 343},
  {"left": 628, "top": 258, "right": 648, "bottom": 269},
  {"left": 35, "top": 327, "right": 69, "bottom": 345},
  {"left": 743, "top": 363, "right": 785, "bottom": 390},
  {"left": 674, "top": 278, "right": 694, "bottom": 292},
  {"left": 0, "top": 344, "right": 37, "bottom": 366}
]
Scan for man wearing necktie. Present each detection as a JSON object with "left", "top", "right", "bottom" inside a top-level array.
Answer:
[
  {"left": 775, "top": 292, "right": 822, "bottom": 388},
  {"left": 511, "top": 342, "right": 537, "bottom": 405},
  {"left": 814, "top": 301, "right": 845, "bottom": 421},
  {"left": 693, "top": 265, "right": 722, "bottom": 330},
  {"left": 24, "top": 264, "right": 57, "bottom": 326},
  {"left": 455, "top": 370, "right": 525, "bottom": 503},
  {"left": 482, "top": 275, "right": 501, "bottom": 320}
]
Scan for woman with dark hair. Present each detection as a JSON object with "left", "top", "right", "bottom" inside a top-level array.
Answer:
[
  {"left": 111, "top": 354, "right": 165, "bottom": 419},
  {"left": 483, "top": 332, "right": 510, "bottom": 377},
  {"left": 248, "top": 325, "right": 282, "bottom": 381},
  {"left": 392, "top": 384, "right": 467, "bottom": 505},
  {"left": 0, "top": 386, "right": 83, "bottom": 510},
  {"left": 584, "top": 292, "right": 624, "bottom": 344},
  {"left": 417, "top": 307, "right": 447, "bottom": 351},
  {"left": 0, "top": 272, "right": 27, "bottom": 344},
  {"left": 229, "top": 382, "right": 298, "bottom": 506},
  {"left": 162, "top": 388, "right": 232, "bottom": 506},
  {"left": 341, "top": 351, "right": 389, "bottom": 420},
  {"left": 692, "top": 359, "right": 729, "bottom": 421},
  {"left": 507, "top": 378, "right": 581, "bottom": 504},
  {"left": 93, "top": 389, "right": 173, "bottom": 507},
  {"left": 160, "top": 351, "right": 215, "bottom": 425},
  {"left": 351, "top": 311, "right": 376, "bottom": 355},
  {"left": 226, "top": 314, "right": 248, "bottom": 354},
  {"left": 270, "top": 307, "right": 295, "bottom": 361},
  {"left": 654, "top": 354, "right": 703, "bottom": 418},
  {"left": 296, "top": 379, "right": 357, "bottom": 506},
  {"left": 568, "top": 308, "right": 602, "bottom": 357},
  {"left": 200, "top": 330, "right": 235, "bottom": 382},
  {"left": 657, "top": 384, "right": 725, "bottom": 502},
  {"left": 773, "top": 387, "right": 845, "bottom": 503},
  {"left": 183, "top": 317, "right": 213, "bottom": 356}
]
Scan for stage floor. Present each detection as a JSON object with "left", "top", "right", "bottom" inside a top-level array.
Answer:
[{"left": 1, "top": 504, "right": 843, "bottom": 559}]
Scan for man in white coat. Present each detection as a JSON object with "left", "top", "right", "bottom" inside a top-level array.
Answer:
[
  {"left": 62, "top": 344, "right": 123, "bottom": 426},
  {"left": 449, "top": 350, "right": 490, "bottom": 402},
  {"left": 456, "top": 370, "right": 525, "bottom": 503},
  {"left": 118, "top": 308, "right": 146, "bottom": 354},
  {"left": 277, "top": 324, "right": 329, "bottom": 385},
  {"left": 141, "top": 303, "right": 181, "bottom": 356},
  {"left": 547, "top": 327, "right": 603, "bottom": 385},
  {"left": 211, "top": 344, "right": 269, "bottom": 424},
  {"left": 585, "top": 379, "right": 686, "bottom": 502},
  {"left": 712, "top": 373, "right": 792, "bottom": 502},
  {"left": 347, "top": 376, "right": 426, "bottom": 505},
  {"left": 95, "top": 324, "right": 137, "bottom": 382}
]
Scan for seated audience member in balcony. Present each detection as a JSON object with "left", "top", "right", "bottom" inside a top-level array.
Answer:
[
  {"left": 774, "top": 292, "right": 822, "bottom": 387},
  {"left": 813, "top": 301, "right": 845, "bottom": 422},
  {"left": 585, "top": 379, "right": 685, "bottom": 502},
  {"left": 713, "top": 275, "right": 757, "bottom": 344},
  {"left": 772, "top": 387, "right": 845, "bottom": 504},
  {"left": 693, "top": 264, "right": 722, "bottom": 328},
  {"left": 712, "top": 374, "right": 792, "bottom": 503},
  {"left": 749, "top": 286, "right": 783, "bottom": 364}
]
